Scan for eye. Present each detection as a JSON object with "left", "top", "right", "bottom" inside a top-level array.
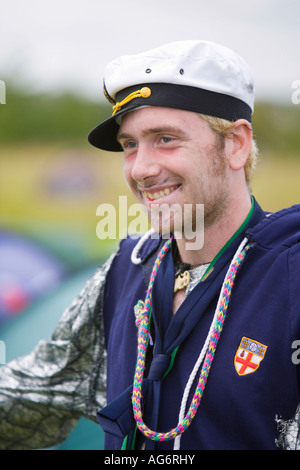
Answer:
[
  {"left": 160, "top": 136, "right": 174, "bottom": 144},
  {"left": 127, "top": 141, "right": 137, "bottom": 148},
  {"left": 121, "top": 140, "right": 137, "bottom": 151}
]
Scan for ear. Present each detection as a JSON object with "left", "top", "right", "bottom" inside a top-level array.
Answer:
[{"left": 225, "top": 119, "right": 253, "bottom": 171}]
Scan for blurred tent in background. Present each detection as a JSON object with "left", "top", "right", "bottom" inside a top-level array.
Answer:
[{"left": 0, "top": 230, "right": 67, "bottom": 322}]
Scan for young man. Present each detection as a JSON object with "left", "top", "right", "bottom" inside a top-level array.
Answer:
[{"left": 0, "top": 40, "right": 299, "bottom": 450}]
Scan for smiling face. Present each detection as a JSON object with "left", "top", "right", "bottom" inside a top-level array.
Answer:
[{"left": 118, "top": 106, "right": 231, "bottom": 236}]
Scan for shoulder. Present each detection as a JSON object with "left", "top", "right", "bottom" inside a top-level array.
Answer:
[{"left": 247, "top": 204, "right": 300, "bottom": 249}]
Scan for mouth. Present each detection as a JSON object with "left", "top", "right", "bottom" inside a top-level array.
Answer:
[{"left": 142, "top": 184, "right": 181, "bottom": 202}]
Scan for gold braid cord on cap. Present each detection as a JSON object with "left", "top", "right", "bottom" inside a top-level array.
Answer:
[{"left": 112, "top": 87, "right": 151, "bottom": 115}]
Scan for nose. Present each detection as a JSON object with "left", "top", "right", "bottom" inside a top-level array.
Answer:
[{"left": 130, "top": 144, "right": 162, "bottom": 183}]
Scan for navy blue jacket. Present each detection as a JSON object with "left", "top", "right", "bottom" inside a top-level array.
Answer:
[{"left": 100, "top": 200, "right": 300, "bottom": 450}]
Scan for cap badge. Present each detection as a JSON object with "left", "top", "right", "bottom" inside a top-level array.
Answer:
[{"left": 112, "top": 87, "right": 151, "bottom": 116}]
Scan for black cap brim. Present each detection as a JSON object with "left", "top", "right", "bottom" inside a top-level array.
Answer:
[
  {"left": 88, "top": 103, "right": 140, "bottom": 152},
  {"left": 88, "top": 82, "right": 252, "bottom": 151}
]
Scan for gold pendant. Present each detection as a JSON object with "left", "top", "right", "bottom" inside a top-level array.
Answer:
[{"left": 174, "top": 270, "right": 190, "bottom": 293}]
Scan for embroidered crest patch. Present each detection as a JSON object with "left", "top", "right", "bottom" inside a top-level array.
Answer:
[{"left": 234, "top": 337, "right": 268, "bottom": 376}]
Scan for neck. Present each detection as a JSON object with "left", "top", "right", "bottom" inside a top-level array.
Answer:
[{"left": 175, "top": 194, "right": 252, "bottom": 265}]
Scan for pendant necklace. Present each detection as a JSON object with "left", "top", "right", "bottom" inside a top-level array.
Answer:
[{"left": 173, "top": 261, "right": 211, "bottom": 293}]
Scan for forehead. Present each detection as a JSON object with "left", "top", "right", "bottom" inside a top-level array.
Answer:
[{"left": 118, "top": 106, "right": 208, "bottom": 136}]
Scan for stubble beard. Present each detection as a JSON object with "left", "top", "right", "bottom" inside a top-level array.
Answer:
[{"left": 151, "top": 144, "right": 230, "bottom": 238}]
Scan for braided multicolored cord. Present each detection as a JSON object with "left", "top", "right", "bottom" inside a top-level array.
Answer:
[{"left": 132, "top": 237, "right": 252, "bottom": 442}]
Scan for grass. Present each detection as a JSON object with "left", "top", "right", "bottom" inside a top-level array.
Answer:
[
  {"left": 0, "top": 143, "right": 134, "bottom": 266},
  {"left": 251, "top": 153, "right": 300, "bottom": 212}
]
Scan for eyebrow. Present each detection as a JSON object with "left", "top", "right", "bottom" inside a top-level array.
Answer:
[{"left": 117, "top": 126, "right": 188, "bottom": 143}]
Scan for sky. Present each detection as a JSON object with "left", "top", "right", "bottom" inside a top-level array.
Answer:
[{"left": 1, "top": 0, "right": 300, "bottom": 103}]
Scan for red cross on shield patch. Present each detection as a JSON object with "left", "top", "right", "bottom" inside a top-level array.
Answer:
[{"left": 234, "top": 337, "right": 268, "bottom": 376}]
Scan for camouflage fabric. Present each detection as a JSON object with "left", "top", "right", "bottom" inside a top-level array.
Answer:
[{"left": 276, "top": 406, "right": 300, "bottom": 450}]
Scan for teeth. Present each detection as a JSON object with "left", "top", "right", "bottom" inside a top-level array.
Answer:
[{"left": 144, "top": 186, "right": 177, "bottom": 200}]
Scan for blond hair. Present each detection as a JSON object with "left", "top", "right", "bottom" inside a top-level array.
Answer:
[{"left": 200, "top": 114, "right": 258, "bottom": 186}]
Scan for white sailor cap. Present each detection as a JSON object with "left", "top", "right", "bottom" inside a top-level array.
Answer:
[{"left": 88, "top": 40, "right": 255, "bottom": 151}]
